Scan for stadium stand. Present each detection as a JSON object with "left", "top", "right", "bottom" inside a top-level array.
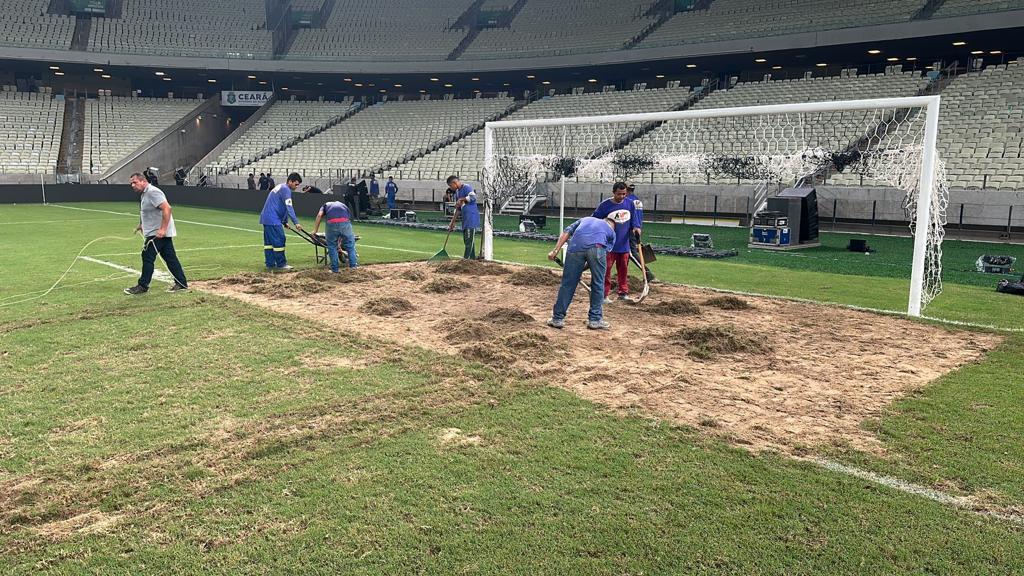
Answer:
[
  {"left": 933, "top": 59, "right": 1024, "bottom": 190},
  {"left": 388, "top": 86, "right": 694, "bottom": 181},
  {"left": 640, "top": 0, "right": 926, "bottom": 49},
  {"left": 460, "top": 0, "right": 656, "bottom": 59},
  {"left": 87, "top": 0, "right": 272, "bottom": 59},
  {"left": 83, "top": 95, "right": 203, "bottom": 174},
  {"left": 618, "top": 70, "right": 929, "bottom": 184},
  {"left": 286, "top": 0, "right": 474, "bottom": 61},
  {"left": 0, "top": 0, "right": 75, "bottom": 51},
  {"left": 0, "top": 89, "right": 64, "bottom": 174},
  {"left": 933, "top": 0, "right": 1024, "bottom": 19},
  {"left": 210, "top": 99, "right": 359, "bottom": 172},
  {"left": 243, "top": 96, "right": 516, "bottom": 176}
]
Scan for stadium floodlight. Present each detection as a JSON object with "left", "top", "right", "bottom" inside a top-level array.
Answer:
[{"left": 482, "top": 96, "right": 946, "bottom": 316}]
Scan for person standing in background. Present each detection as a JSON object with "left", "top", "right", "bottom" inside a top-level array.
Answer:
[
  {"left": 626, "top": 183, "right": 655, "bottom": 283},
  {"left": 258, "top": 173, "right": 268, "bottom": 190},
  {"left": 247, "top": 173, "right": 257, "bottom": 190},
  {"left": 385, "top": 177, "right": 398, "bottom": 212},
  {"left": 592, "top": 182, "right": 636, "bottom": 303},
  {"left": 266, "top": 172, "right": 276, "bottom": 190}
]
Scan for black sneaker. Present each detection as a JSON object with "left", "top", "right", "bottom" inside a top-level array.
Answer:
[
  {"left": 167, "top": 283, "right": 189, "bottom": 293},
  {"left": 123, "top": 285, "right": 148, "bottom": 295}
]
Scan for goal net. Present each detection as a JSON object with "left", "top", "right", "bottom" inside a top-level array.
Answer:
[{"left": 482, "top": 96, "right": 946, "bottom": 316}]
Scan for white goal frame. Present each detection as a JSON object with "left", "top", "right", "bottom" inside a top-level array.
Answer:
[{"left": 482, "top": 96, "right": 942, "bottom": 317}]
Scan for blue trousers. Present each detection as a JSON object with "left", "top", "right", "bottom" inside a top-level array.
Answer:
[
  {"left": 552, "top": 246, "right": 607, "bottom": 323},
  {"left": 263, "top": 224, "right": 287, "bottom": 268},
  {"left": 387, "top": 194, "right": 396, "bottom": 211},
  {"left": 326, "top": 222, "right": 357, "bottom": 271}
]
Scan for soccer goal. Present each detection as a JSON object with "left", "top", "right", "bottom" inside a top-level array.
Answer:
[{"left": 481, "top": 96, "right": 945, "bottom": 316}]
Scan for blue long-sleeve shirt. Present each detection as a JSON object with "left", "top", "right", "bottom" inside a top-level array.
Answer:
[
  {"left": 592, "top": 198, "right": 634, "bottom": 253},
  {"left": 456, "top": 184, "right": 480, "bottom": 230},
  {"left": 370, "top": 180, "right": 380, "bottom": 197},
  {"left": 565, "top": 217, "right": 615, "bottom": 254},
  {"left": 625, "top": 193, "right": 644, "bottom": 231},
  {"left": 385, "top": 181, "right": 398, "bottom": 199},
  {"left": 259, "top": 183, "right": 299, "bottom": 226}
]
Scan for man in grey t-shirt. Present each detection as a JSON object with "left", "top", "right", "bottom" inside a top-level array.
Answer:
[{"left": 124, "top": 172, "right": 189, "bottom": 294}]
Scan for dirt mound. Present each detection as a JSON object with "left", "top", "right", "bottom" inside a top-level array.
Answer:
[
  {"left": 399, "top": 269, "right": 428, "bottom": 282},
  {"left": 484, "top": 308, "right": 535, "bottom": 324},
  {"left": 461, "top": 331, "right": 550, "bottom": 366},
  {"left": 670, "top": 325, "right": 770, "bottom": 361},
  {"left": 704, "top": 295, "right": 754, "bottom": 310},
  {"left": 435, "top": 259, "right": 510, "bottom": 276},
  {"left": 359, "top": 297, "right": 415, "bottom": 316},
  {"left": 443, "top": 321, "right": 495, "bottom": 344},
  {"left": 216, "top": 272, "right": 270, "bottom": 286},
  {"left": 423, "top": 277, "right": 471, "bottom": 294},
  {"left": 295, "top": 268, "right": 381, "bottom": 283},
  {"left": 508, "top": 267, "right": 562, "bottom": 287},
  {"left": 641, "top": 299, "right": 701, "bottom": 316}
]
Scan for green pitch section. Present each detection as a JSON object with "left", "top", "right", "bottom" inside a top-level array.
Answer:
[{"left": 1, "top": 202, "right": 1022, "bottom": 574}]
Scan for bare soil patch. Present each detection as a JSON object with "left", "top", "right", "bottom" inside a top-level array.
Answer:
[
  {"left": 641, "top": 298, "right": 701, "bottom": 317},
  {"left": 435, "top": 259, "right": 510, "bottom": 276},
  {"left": 199, "top": 262, "right": 1001, "bottom": 454},
  {"left": 508, "top": 267, "right": 562, "bottom": 287}
]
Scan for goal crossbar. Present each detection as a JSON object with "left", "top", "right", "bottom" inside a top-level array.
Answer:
[{"left": 482, "top": 96, "right": 943, "bottom": 317}]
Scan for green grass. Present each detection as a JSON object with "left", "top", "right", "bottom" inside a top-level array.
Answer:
[{"left": 1, "top": 202, "right": 1023, "bottom": 574}]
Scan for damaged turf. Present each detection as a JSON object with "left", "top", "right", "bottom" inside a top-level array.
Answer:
[
  {"left": 671, "top": 325, "right": 770, "bottom": 360},
  {"left": 435, "top": 259, "right": 510, "bottom": 276},
  {"left": 704, "top": 295, "right": 754, "bottom": 310},
  {"left": 423, "top": 277, "right": 471, "bottom": 294},
  {"left": 507, "top": 267, "right": 561, "bottom": 287},
  {"left": 359, "top": 297, "right": 415, "bottom": 316},
  {"left": 641, "top": 298, "right": 701, "bottom": 316},
  {"left": 484, "top": 308, "right": 535, "bottom": 324}
]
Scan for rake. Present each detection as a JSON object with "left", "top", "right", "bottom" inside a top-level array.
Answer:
[{"left": 429, "top": 208, "right": 460, "bottom": 262}]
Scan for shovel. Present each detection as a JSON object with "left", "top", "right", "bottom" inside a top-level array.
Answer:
[{"left": 429, "top": 208, "right": 460, "bottom": 262}]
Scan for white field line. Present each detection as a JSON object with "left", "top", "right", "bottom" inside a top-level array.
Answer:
[
  {"left": 809, "top": 458, "right": 1024, "bottom": 527},
  {"left": 78, "top": 256, "right": 172, "bottom": 283},
  {"left": 52, "top": 204, "right": 433, "bottom": 255},
  {"left": 90, "top": 244, "right": 264, "bottom": 257},
  {"left": 0, "top": 217, "right": 128, "bottom": 225}
]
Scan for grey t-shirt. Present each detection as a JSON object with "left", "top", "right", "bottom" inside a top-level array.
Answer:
[{"left": 140, "top": 184, "right": 176, "bottom": 238}]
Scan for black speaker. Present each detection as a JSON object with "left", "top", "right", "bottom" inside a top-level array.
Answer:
[
  {"left": 520, "top": 214, "right": 546, "bottom": 228},
  {"left": 768, "top": 187, "right": 818, "bottom": 244}
]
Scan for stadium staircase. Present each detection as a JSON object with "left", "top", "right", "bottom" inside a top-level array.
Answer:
[
  {"left": 455, "top": 0, "right": 528, "bottom": 60},
  {"left": 46, "top": 0, "right": 67, "bottom": 14},
  {"left": 501, "top": 83, "right": 717, "bottom": 216},
  {"left": 623, "top": 0, "right": 675, "bottom": 50},
  {"left": 56, "top": 96, "right": 85, "bottom": 176},
  {"left": 314, "top": 0, "right": 335, "bottom": 27},
  {"left": 913, "top": 0, "right": 948, "bottom": 20},
  {"left": 106, "top": 0, "right": 122, "bottom": 18},
  {"left": 219, "top": 101, "right": 364, "bottom": 176},
  {"left": 70, "top": 17, "right": 91, "bottom": 51}
]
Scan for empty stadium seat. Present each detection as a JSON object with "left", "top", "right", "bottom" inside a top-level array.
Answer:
[
  {"left": 0, "top": 0, "right": 75, "bottom": 50},
  {"left": 0, "top": 90, "right": 64, "bottom": 174},
  {"left": 388, "top": 86, "right": 693, "bottom": 181},
  {"left": 83, "top": 95, "right": 203, "bottom": 174},
  {"left": 933, "top": 59, "right": 1024, "bottom": 190},
  {"left": 239, "top": 96, "right": 516, "bottom": 177}
]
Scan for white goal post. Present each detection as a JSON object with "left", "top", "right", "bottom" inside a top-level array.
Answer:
[{"left": 481, "top": 96, "right": 944, "bottom": 316}]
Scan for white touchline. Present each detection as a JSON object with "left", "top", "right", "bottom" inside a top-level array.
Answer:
[
  {"left": 78, "top": 256, "right": 173, "bottom": 283},
  {"left": 0, "top": 217, "right": 129, "bottom": 226},
  {"left": 809, "top": 458, "right": 1024, "bottom": 527},
  {"left": 53, "top": 204, "right": 433, "bottom": 254},
  {"left": 89, "top": 244, "right": 264, "bottom": 257}
]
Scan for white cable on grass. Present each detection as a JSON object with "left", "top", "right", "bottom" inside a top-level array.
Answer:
[{"left": 0, "top": 236, "right": 138, "bottom": 308}]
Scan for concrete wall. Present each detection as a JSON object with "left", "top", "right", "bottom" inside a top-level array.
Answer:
[{"left": 102, "top": 97, "right": 237, "bottom": 184}]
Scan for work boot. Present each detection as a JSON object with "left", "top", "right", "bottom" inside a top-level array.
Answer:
[{"left": 587, "top": 319, "right": 610, "bottom": 330}]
